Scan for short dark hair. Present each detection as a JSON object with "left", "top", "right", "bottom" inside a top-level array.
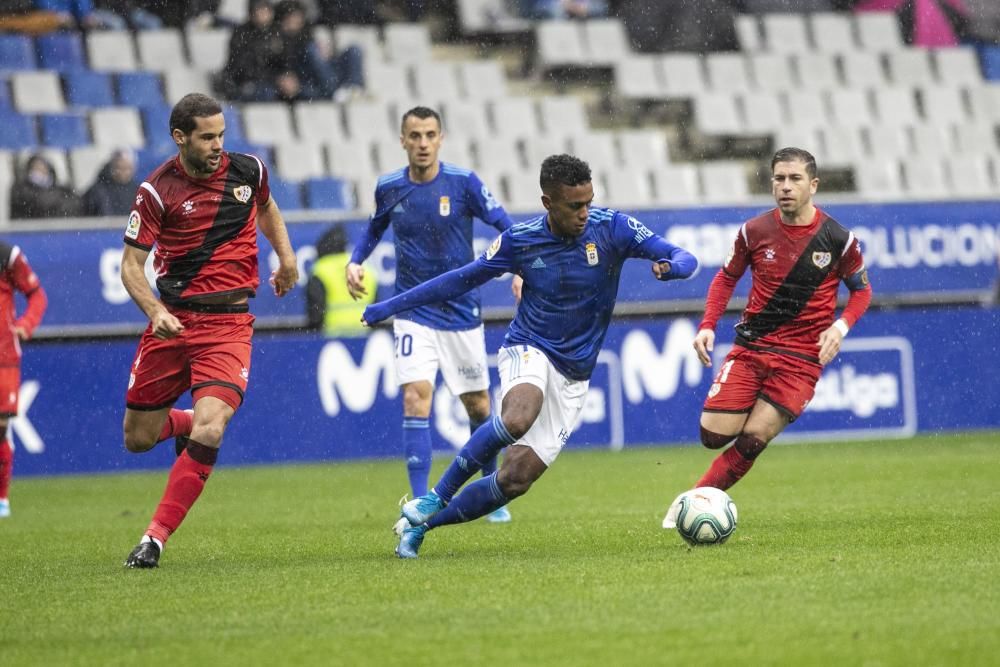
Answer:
[
  {"left": 169, "top": 93, "right": 223, "bottom": 136},
  {"left": 400, "top": 106, "right": 441, "bottom": 132},
  {"left": 771, "top": 147, "right": 817, "bottom": 179},
  {"left": 539, "top": 154, "right": 591, "bottom": 194}
]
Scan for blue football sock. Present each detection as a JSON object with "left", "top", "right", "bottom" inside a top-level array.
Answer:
[
  {"left": 469, "top": 415, "right": 499, "bottom": 478},
  {"left": 403, "top": 417, "right": 432, "bottom": 497},
  {"left": 433, "top": 415, "right": 515, "bottom": 503},
  {"left": 427, "top": 472, "right": 508, "bottom": 529}
]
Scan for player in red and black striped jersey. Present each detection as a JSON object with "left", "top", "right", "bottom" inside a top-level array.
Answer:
[
  {"left": 121, "top": 93, "right": 298, "bottom": 568},
  {"left": 0, "top": 241, "right": 47, "bottom": 518},
  {"left": 687, "top": 148, "right": 872, "bottom": 494}
]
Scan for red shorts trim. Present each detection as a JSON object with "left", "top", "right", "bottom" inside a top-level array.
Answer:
[
  {"left": 702, "top": 347, "right": 822, "bottom": 421},
  {"left": 126, "top": 309, "right": 254, "bottom": 412},
  {"left": 0, "top": 366, "right": 20, "bottom": 417}
]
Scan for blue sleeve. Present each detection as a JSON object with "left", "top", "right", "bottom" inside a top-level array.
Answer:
[
  {"left": 349, "top": 189, "right": 392, "bottom": 265},
  {"left": 468, "top": 171, "right": 514, "bottom": 232},
  {"left": 363, "top": 256, "right": 508, "bottom": 325},
  {"left": 612, "top": 212, "right": 698, "bottom": 280}
]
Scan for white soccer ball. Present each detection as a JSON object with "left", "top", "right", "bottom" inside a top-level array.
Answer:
[{"left": 667, "top": 487, "right": 738, "bottom": 546}]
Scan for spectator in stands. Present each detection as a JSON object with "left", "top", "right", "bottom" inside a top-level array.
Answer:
[
  {"left": 10, "top": 154, "right": 82, "bottom": 220},
  {"left": 317, "top": 0, "right": 378, "bottom": 24},
  {"left": 83, "top": 149, "right": 140, "bottom": 217},
  {"left": 220, "top": 0, "right": 284, "bottom": 102},
  {"left": 619, "top": 0, "right": 739, "bottom": 52},
  {"left": 306, "top": 223, "right": 377, "bottom": 336},
  {"left": 521, "top": 0, "right": 608, "bottom": 19},
  {"left": 148, "top": 0, "right": 222, "bottom": 29},
  {"left": 272, "top": 0, "right": 364, "bottom": 103}
]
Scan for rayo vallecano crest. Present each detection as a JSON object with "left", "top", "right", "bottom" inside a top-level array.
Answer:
[
  {"left": 233, "top": 185, "right": 253, "bottom": 203},
  {"left": 812, "top": 251, "right": 831, "bottom": 269}
]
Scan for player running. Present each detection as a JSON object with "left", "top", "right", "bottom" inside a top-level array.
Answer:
[
  {"left": 120, "top": 93, "right": 298, "bottom": 568},
  {"left": 362, "top": 154, "right": 699, "bottom": 558},
  {"left": 345, "top": 106, "right": 517, "bottom": 523}
]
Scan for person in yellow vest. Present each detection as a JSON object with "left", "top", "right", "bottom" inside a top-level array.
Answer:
[{"left": 307, "top": 224, "right": 376, "bottom": 335}]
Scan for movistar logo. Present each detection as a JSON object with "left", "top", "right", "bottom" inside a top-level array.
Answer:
[{"left": 530, "top": 257, "right": 546, "bottom": 269}]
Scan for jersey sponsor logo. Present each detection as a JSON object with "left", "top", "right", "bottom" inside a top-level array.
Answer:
[
  {"left": 480, "top": 184, "right": 499, "bottom": 211},
  {"left": 182, "top": 200, "right": 195, "bottom": 215},
  {"left": 439, "top": 196, "right": 450, "bottom": 216},
  {"left": 530, "top": 257, "right": 546, "bottom": 269},
  {"left": 125, "top": 211, "right": 141, "bottom": 239},
  {"left": 627, "top": 216, "right": 653, "bottom": 243},
  {"left": 812, "top": 251, "right": 832, "bottom": 269},
  {"left": 585, "top": 242, "right": 599, "bottom": 266},
  {"left": 135, "top": 193, "right": 143, "bottom": 206},
  {"left": 234, "top": 185, "right": 253, "bottom": 203},
  {"left": 764, "top": 248, "right": 776, "bottom": 262},
  {"left": 485, "top": 235, "right": 502, "bottom": 260}
]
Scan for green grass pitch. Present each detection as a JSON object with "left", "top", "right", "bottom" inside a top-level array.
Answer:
[{"left": 3, "top": 432, "right": 999, "bottom": 666}]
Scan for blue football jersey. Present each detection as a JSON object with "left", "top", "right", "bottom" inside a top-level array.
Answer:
[{"left": 352, "top": 162, "right": 512, "bottom": 330}]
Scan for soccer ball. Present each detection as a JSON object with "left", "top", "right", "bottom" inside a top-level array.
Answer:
[{"left": 665, "top": 487, "right": 738, "bottom": 546}]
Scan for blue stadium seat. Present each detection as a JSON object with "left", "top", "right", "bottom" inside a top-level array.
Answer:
[
  {"left": 36, "top": 32, "right": 86, "bottom": 72},
  {"left": 140, "top": 105, "right": 174, "bottom": 152},
  {"left": 64, "top": 71, "right": 115, "bottom": 107},
  {"left": 135, "top": 147, "right": 174, "bottom": 178},
  {"left": 0, "top": 110, "right": 37, "bottom": 149},
  {"left": 267, "top": 177, "right": 304, "bottom": 210},
  {"left": 0, "top": 34, "right": 36, "bottom": 72},
  {"left": 305, "top": 177, "right": 354, "bottom": 210},
  {"left": 116, "top": 72, "right": 166, "bottom": 108},
  {"left": 0, "top": 80, "right": 9, "bottom": 109},
  {"left": 981, "top": 46, "right": 1000, "bottom": 81},
  {"left": 224, "top": 140, "right": 271, "bottom": 164},
  {"left": 221, "top": 105, "right": 247, "bottom": 144},
  {"left": 40, "top": 113, "right": 90, "bottom": 148}
]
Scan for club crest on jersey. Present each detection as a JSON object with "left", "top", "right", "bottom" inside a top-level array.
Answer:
[
  {"left": 439, "top": 196, "right": 450, "bottom": 216},
  {"left": 585, "top": 242, "right": 599, "bottom": 266},
  {"left": 125, "top": 210, "right": 141, "bottom": 239},
  {"left": 812, "top": 251, "right": 832, "bottom": 269},
  {"left": 234, "top": 185, "right": 253, "bottom": 204},
  {"left": 486, "top": 235, "right": 502, "bottom": 260}
]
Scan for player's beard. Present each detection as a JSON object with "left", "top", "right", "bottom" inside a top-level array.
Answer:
[{"left": 187, "top": 151, "right": 221, "bottom": 176}]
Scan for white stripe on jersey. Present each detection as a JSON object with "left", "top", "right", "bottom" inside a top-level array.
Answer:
[{"left": 140, "top": 182, "right": 164, "bottom": 211}]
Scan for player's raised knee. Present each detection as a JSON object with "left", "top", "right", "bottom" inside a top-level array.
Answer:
[
  {"left": 122, "top": 429, "right": 157, "bottom": 453},
  {"left": 700, "top": 426, "right": 736, "bottom": 450}
]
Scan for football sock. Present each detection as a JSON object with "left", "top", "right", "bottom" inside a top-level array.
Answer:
[
  {"left": 403, "top": 417, "right": 432, "bottom": 497},
  {"left": 695, "top": 435, "right": 766, "bottom": 490},
  {"left": 433, "top": 415, "right": 516, "bottom": 503},
  {"left": 157, "top": 408, "right": 193, "bottom": 443},
  {"left": 471, "top": 415, "right": 500, "bottom": 478},
  {"left": 427, "top": 472, "right": 508, "bottom": 529},
  {"left": 145, "top": 439, "right": 217, "bottom": 545},
  {"left": 0, "top": 438, "right": 12, "bottom": 500}
]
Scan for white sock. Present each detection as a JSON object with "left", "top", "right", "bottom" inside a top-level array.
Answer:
[{"left": 140, "top": 535, "right": 164, "bottom": 552}]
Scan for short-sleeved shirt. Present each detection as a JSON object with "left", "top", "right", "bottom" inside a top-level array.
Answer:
[
  {"left": 723, "top": 208, "right": 865, "bottom": 359},
  {"left": 0, "top": 242, "right": 44, "bottom": 366},
  {"left": 123, "top": 152, "right": 270, "bottom": 307},
  {"left": 360, "top": 162, "right": 511, "bottom": 331}
]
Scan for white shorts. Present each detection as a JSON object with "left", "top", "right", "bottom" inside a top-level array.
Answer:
[
  {"left": 392, "top": 319, "right": 489, "bottom": 395},
  {"left": 496, "top": 344, "right": 589, "bottom": 467}
]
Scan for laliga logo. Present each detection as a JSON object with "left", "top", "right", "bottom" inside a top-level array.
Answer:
[{"left": 809, "top": 364, "right": 900, "bottom": 418}]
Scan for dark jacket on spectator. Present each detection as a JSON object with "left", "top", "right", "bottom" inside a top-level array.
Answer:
[
  {"left": 83, "top": 153, "right": 139, "bottom": 216},
  {"left": 10, "top": 154, "right": 82, "bottom": 219}
]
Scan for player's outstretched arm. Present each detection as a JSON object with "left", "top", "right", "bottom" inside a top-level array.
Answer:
[
  {"left": 635, "top": 236, "right": 699, "bottom": 280},
  {"left": 363, "top": 260, "right": 503, "bottom": 326}
]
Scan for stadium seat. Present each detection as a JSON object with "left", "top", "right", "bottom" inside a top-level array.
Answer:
[
  {"left": 472, "top": 136, "right": 524, "bottom": 174},
  {"left": 11, "top": 71, "right": 65, "bottom": 114},
  {"left": 36, "top": 32, "right": 86, "bottom": 72},
  {"left": 274, "top": 141, "right": 326, "bottom": 182},
  {"left": 305, "top": 177, "right": 354, "bottom": 209},
  {"left": 952, "top": 122, "right": 999, "bottom": 156},
  {"left": 919, "top": 87, "right": 968, "bottom": 123},
  {"left": 827, "top": 89, "right": 874, "bottom": 127},
  {"left": 901, "top": 159, "right": 949, "bottom": 198},
  {"left": 734, "top": 14, "right": 762, "bottom": 52},
  {"left": 740, "top": 92, "right": 784, "bottom": 133},
  {"left": 372, "top": 137, "right": 408, "bottom": 173},
  {"left": 522, "top": 134, "right": 571, "bottom": 173},
  {"left": 614, "top": 57, "right": 666, "bottom": 101},
  {"left": 439, "top": 136, "right": 475, "bottom": 170},
  {"left": 965, "top": 84, "right": 1000, "bottom": 121},
  {"left": 342, "top": 100, "right": 397, "bottom": 142},
  {"left": 327, "top": 138, "right": 378, "bottom": 181},
  {"left": 792, "top": 53, "right": 839, "bottom": 90},
  {"left": 500, "top": 168, "right": 543, "bottom": 211},
  {"left": 186, "top": 27, "right": 231, "bottom": 72},
  {"left": 819, "top": 125, "right": 865, "bottom": 167},
  {"left": 617, "top": 129, "right": 670, "bottom": 170},
  {"left": 855, "top": 11, "right": 905, "bottom": 51},
  {"left": 981, "top": 46, "right": 1000, "bottom": 81},
  {"left": 135, "top": 146, "right": 173, "bottom": 178},
  {"left": 536, "top": 21, "right": 587, "bottom": 70},
  {"left": 216, "top": 0, "right": 249, "bottom": 24},
  {"left": 871, "top": 88, "right": 920, "bottom": 125},
  {"left": 86, "top": 31, "right": 138, "bottom": 71},
  {"left": 0, "top": 34, "right": 36, "bottom": 72},
  {"left": 243, "top": 103, "right": 296, "bottom": 146},
  {"left": 411, "top": 63, "right": 461, "bottom": 104},
  {"left": 864, "top": 124, "right": 910, "bottom": 159},
  {"left": 945, "top": 154, "right": 997, "bottom": 197},
  {"left": 456, "top": 0, "right": 532, "bottom": 36},
  {"left": 773, "top": 126, "right": 821, "bottom": 153},
  {"left": 0, "top": 150, "right": 13, "bottom": 220},
  {"left": 90, "top": 107, "right": 145, "bottom": 148},
  {"left": 117, "top": 72, "right": 166, "bottom": 109},
  {"left": 854, "top": 159, "right": 903, "bottom": 199},
  {"left": 698, "top": 161, "right": 749, "bottom": 203},
  {"left": 761, "top": 14, "right": 810, "bottom": 54},
  {"left": 603, "top": 168, "right": 654, "bottom": 207},
  {"left": 439, "top": 99, "right": 490, "bottom": 142},
  {"left": 140, "top": 106, "right": 174, "bottom": 152},
  {"left": 365, "top": 63, "right": 412, "bottom": 102},
  {"left": 456, "top": 60, "right": 509, "bottom": 100},
  {"left": 64, "top": 70, "right": 115, "bottom": 108},
  {"left": 809, "top": 12, "right": 856, "bottom": 53},
  {"left": 909, "top": 124, "right": 952, "bottom": 157},
  {"left": 538, "top": 96, "right": 589, "bottom": 139},
  {"left": 650, "top": 164, "right": 701, "bottom": 206},
  {"left": 293, "top": 102, "right": 346, "bottom": 144},
  {"left": 162, "top": 68, "right": 212, "bottom": 105},
  {"left": 706, "top": 53, "right": 752, "bottom": 93},
  {"left": 383, "top": 24, "right": 432, "bottom": 64},
  {"left": 693, "top": 92, "right": 743, "bottom": 135},
  {"left": 69, "top": 145, "right": 111, "bottom": 190},
  {"left": 136, "top": 29, "right": 188, "bottom": 72},
  {"left": 783, "top": 90, "right": 828, "bottom": 129},
  {"left": 748, "top": 53, "right": 794, "bottom": 92},
  {"left": 659, "top": 53, "right": 706, "bottom": 97},
  {"left": 568, "top": 130, "right": 617, "bottom": 169},
  {"left": 934, "top": 47, "right": 982, "bottom": 86},
  {"left": 886, "top": 49, "right": 934, "bottom": 86},
  {"left": 490, "top": 98, "right": 541, "bottom": 140},
  {"left": 839, "top": 52, "right": 888, "bottom": 89},
  {"left": 40, "top": 113, "right": 90, "bottom": 148},
  {"left": 583, "top": 19, "right": 631, "bottom": 66},
  {"left": 331, "top": 25, "right": 383, "bottom": 66},
  {"left": 0, "top": 111, "right": 37, "bottom": 149},
  {"left": 267, "top": 176, "right": 304, "bottom": 210}
]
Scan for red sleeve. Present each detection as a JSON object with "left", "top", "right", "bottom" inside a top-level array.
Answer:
[
  {"left": 841, "top": 285, "right": 871, "bottom": 328},
  {"left": 125, "top": 182, "right": 164, "bottom": 249},
  {"left": 838, "top": 234, "right": 871, "bottom": 327},
  {"left": 11, "top": 252, "right": 47, "bottom": 337},
  {"left": 698, "top": 227, "right": 749, "bottom": 331},
  {"left": 255, "top": 159, "right": 271, "bottom": 205}
]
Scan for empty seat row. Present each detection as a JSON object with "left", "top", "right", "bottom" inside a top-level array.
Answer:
[
  {"left": 737, "top": 11, "right": 905, "bottom": 54},
  {"left": 535, "top": 18, "right": 631, "bottom": 70},
  {"left": 855, "top": 155, "right": 1000, "bottom": 200}
]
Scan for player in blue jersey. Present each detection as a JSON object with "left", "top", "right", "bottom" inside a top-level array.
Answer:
[
  {"left": 362, "top": 154, "right": 699, "bottom": 558},
  {"left": 345, "top": 106, "right": 518, "bottom": 523}
]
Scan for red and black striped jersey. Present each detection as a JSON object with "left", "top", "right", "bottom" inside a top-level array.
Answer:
[
  {"left": 0, "top": 241, "right": 47, "bottom": 366},
  {"left": 704, "top": 207, "right": 867, "bottom": 360},
  {"left": 123, "top": 152, "right": 271, "bottom": 307}
]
